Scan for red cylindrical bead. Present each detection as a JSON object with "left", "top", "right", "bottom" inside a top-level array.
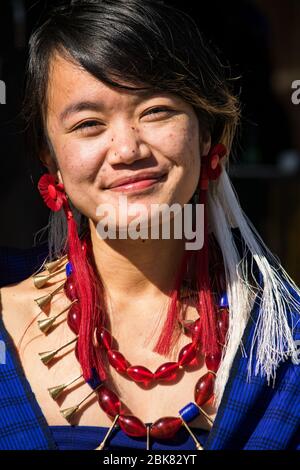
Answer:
[
  {"left": 178, "top": 342, "right": 198, "bottom": 366},
  {"left": 81, "top": 240, "right": 87, "bottom": 255},
  {"left": 67, "top": 304, "right": 81, "bottom": 334},
  {"left": 64, "top": 276, "right": 77, "bottom": 301},
  {"left": 154, "top": 362, "right": 179, "bottom": 382},
  {"left": 217, "top": 308, "right": 229, "bottom": 345},
  {"left": 126, "top": 366, "right": 154, "bottom": 386},
  {"left": 194, "top": 372, "right": 215, "bottom": 407},
  {"left": 97, "top": 385, "right": 121, "bottom": 417},
  {"left": 205, "top": 349, "right": 222, "bottom": 372},
  {"left": 190, "top": 318, "right": 202, "bottom": 338},
  {"left": 107, "top": 350, "right": 130, "bottom": 373},
  {"left": 118, "top": 414, "right": 147, "bottom": 437},
  {"left": 150, "top": 417, "right": 182, "bottom": 439},
  {"left": 96, "top": 327, "right": 113, "bottom": 350}
]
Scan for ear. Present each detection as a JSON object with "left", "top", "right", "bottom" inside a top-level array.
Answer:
[
  {"left": 200, "top": 131, "right": 211, "bottom": 157},
  {"left": 39, "top": 146, "right": 57, "bottom": 173},
  {"left": 39, "top": 146, "right": 63, "bottom": 184}
]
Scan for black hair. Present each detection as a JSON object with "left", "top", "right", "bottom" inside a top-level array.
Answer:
[{"left": 23, "top": 0, "right": 240, "bottom": 162}]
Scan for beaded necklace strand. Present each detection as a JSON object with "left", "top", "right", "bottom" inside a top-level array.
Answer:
[{"left": 33, "top": 255, "right": 228, "bottom": 450}]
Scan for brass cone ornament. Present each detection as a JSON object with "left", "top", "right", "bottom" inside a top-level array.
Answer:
[
  {"left": 39, "top": 349, "right": 58, "bottom": 365},
  {"left": 38, "top": 300, "right": 78, "bottom": 334},
  {"left": 48, "top": 374, "right": 83, "bottom": 400},
  {"left": 34, "top": 282, "right": 65, "bottom": 309},
  {"left": 60, "top": 386, "right": 102, "bottom": 423},
  {"left": 180, "top": 417, "right": 203, "bottom": 450},
  {"left": 34, "top": 293, "right": 53, "bottom": 309},
  {"left": 45, "top": 255, "right": 68, "bottom": 273},
  {"left": 38, "top": 316, "right": 57, "bottom": 334},
  {"left": 195, "top": 403, "right": 214, "bottom": 426},
  {"left": 33, "top": 267, "right": 66, "bottom": 289},
  {"left": 39, "top": 337, "right": 78, "bottom": 365},
  {"left": 94, "top": 414, "right": 120, "bottom": 450},
  {"left": 146, "top": 424, "right": 150, "bottom": 451},
  {"left": 48, "top": 384, "right": 68, "bottom": 401},
  {"left": 61, "top": 405, "right": 79, "bottom": 423}
]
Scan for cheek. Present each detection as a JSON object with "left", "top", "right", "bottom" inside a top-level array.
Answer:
[
  {"left": 147, "top": 121, "right": 200, "bottom": 203},
  {"left": 168, "top": 122, "right": 200, "bottom": 198},
  {"left": 151, "top": 121, "right": 199, "bottom": 169},
  {"left": 54, "top": 138, "right": 105, "bottom": 184}
]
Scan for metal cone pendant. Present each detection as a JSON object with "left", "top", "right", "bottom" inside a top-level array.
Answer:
[
  {"left": 33, "top": 267, "right": 66, "bottom": 288},
  {"left": 45, "top": 255, "right": 68, "bottom": 273}
]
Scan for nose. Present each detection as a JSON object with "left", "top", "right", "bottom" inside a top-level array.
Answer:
[{"left": 106, "top": 125, "right": 151, "bottom": 165}]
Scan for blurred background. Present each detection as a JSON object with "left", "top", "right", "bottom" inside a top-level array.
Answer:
[{"left": 0, "top": 0, "right": 299, "bottom": 286}]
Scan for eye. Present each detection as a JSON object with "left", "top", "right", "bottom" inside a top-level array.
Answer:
[
  {"left": 143, "top": 107, "right": 175, "bottom": 119},
  {"left": 72, "top": 120, "right": 103, "bottom": 134}
]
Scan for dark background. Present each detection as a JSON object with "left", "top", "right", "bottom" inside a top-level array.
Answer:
[{"left": 0, "top": 0, "right": 300, "bottom": 285}]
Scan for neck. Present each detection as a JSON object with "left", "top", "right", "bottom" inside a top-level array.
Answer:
[{"left": 88, "top": 219, "right": 187, "bottom": 306}]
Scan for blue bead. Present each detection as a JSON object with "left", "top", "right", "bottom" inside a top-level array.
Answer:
[
  {"left": 86, "top": 367, "right": 102, "bottom": 390},
  {"left": 219, "top": 293, "right": 228, "bottom": 308},
  {"left": 65, "top": 261, "right": 73, "bottom": 277},
  {"left": 179, "top": 402, "right": 200, "bottom": 423}
]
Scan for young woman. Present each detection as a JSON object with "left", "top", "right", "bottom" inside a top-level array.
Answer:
[{"left": 1, "top": 0, "right": 300, "bottom": 450}]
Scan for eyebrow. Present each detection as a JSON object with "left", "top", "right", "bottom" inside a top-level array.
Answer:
[
  {"left": 59, "top": 101, "right": 105, "bottom": 123},
  {"left": 59, "top": 90, "right": 165, "bottom": 123}
]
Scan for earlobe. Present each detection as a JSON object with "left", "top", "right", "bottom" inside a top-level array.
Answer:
[
  {"left": 39, "top": 146, "right": 57, "bottom": 175},
  {"left": 200, "top": 133, "right": 212, "bottom": 157},
  {"left": 56, "top": 170, "right": 63, "bottom": 184},
  {"left": 39, "top": 149, "right": 63, "bottom": 187},
  {"left": 211, "top": 154, "right": 220, "bottom": 170}
]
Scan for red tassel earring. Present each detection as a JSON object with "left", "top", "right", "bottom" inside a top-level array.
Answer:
[
  {"left": 194, "top": 143, "right": 227, "bottom": 355},
  {"left": 153, "top": 144, "right": 227, "bottom": 357},
  {"left": 38, "top": 174, "right": 107, "bottom": 383}
]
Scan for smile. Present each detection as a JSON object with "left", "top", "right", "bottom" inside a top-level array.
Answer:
[{"left": 106, "top": 174, "right": 167, "bottom": 194}]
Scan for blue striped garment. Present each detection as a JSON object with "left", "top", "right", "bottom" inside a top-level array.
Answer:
[
  {"left": 1, "top": 277, "right": 300, "bottom": 450},
  {"left": 0, "top": 238, "right": 300, "bottom": 449}
]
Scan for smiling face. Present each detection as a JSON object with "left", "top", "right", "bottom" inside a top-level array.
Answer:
[{"left": 43, "top": 52, "right": 211, "bottom": 230}]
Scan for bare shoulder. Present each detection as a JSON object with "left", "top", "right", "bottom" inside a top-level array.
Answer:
[
  {"left": 0, "top": 275, "right": 37, "bottom": 337},
  {"left": 0, "top": 265, "right": 67, "bottom": 345}
]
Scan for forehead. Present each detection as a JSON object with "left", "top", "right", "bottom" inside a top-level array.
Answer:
[{"left": 46, "top": 52, "right": 179, "bottom": 120}]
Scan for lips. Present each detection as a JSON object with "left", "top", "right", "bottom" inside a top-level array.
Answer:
[
  {"left": 110, "top": 177, "right": 167, "bottom": 193},
  {"left": 105, "top": 171, "right": 167, "bottom": 189}
]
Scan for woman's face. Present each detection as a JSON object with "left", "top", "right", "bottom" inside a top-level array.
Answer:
[{"left": 44, "top": 53, "right": 211, "bottom": 230}]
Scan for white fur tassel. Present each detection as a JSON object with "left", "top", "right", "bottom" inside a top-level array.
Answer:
[
  {"left": 209, "top": 167, "right": 300, "bottom": 408},
  {"left": 44, "top": 162, "right": 300, "bottom": 412}
]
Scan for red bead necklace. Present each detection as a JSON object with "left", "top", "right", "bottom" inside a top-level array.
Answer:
[{"left": 61, "top": 266, "right": 229, "bottom": 447}]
